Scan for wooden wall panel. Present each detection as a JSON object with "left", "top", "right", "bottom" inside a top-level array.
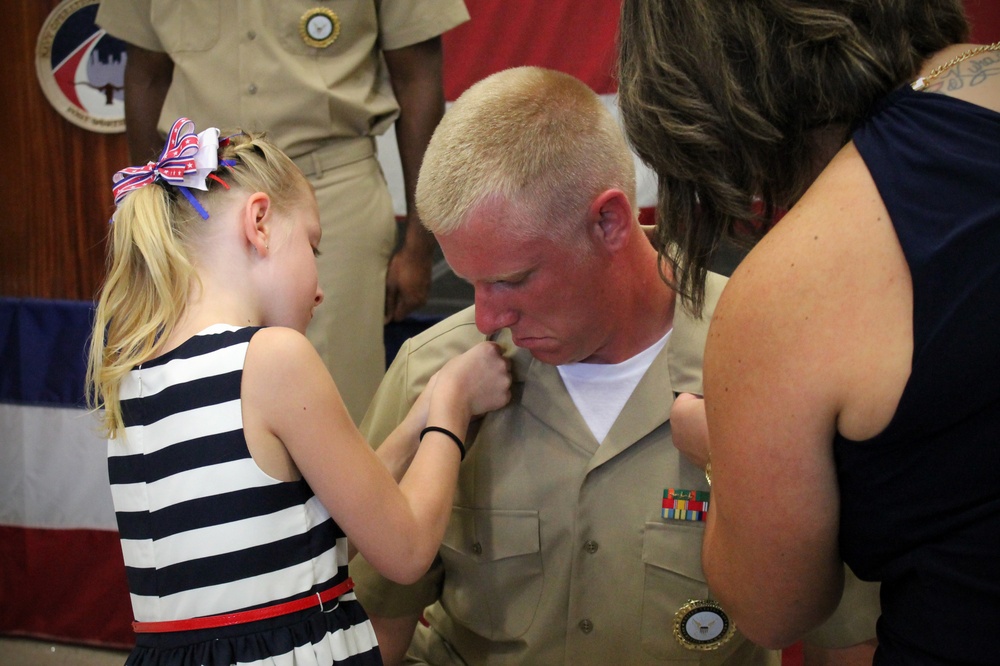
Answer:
[{"left": 1, "top": 0, "right": 127, "bottom": 301}]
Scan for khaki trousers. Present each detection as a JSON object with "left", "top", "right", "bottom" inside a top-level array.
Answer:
[{"left": 298, "top": 140, "right": 396, "bottom": 423}]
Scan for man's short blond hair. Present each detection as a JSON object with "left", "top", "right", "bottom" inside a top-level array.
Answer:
[{"left": 416, "top": 66, "right": 637, "bottom": 244}]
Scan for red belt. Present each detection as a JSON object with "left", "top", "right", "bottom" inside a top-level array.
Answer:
[{"left": 132, "top": 577, "right": 355, "bottom": 634}]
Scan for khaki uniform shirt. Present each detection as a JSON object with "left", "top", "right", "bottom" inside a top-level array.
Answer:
[
  {"left": 96, "top": 0, "right": 469, "bottom": 157},
  {"left": 352, "top": 275, "right": 779, "bottom": 665}
]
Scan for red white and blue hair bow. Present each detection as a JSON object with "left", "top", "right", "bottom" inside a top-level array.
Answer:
[{"left": 111, "top": 117, "right": 223, "bottom": 219}]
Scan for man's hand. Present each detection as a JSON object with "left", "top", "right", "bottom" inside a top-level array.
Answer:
[{"left": 385, "top": 227, "right": 433, "bottom": 323}]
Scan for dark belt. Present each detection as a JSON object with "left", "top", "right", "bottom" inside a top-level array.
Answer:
[
  {"left": 291, "top": 137, "right": 375, "bottom": 178},
  {"left": 132, "top": 577, "right": 355, "bottom": 634}
]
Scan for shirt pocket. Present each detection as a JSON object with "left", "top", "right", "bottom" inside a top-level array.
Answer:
[
  {"left": 150, "top": 0, "right": 220, "bottom": 52},
  {"left": 639, "top": 520, "right": 713, "bottom": 660},
  {"left": 273, "top": 1, "right": 377, "bottom": 58},
  {"left": 439, "top": 507, "right": 542, "bottom": 640}
]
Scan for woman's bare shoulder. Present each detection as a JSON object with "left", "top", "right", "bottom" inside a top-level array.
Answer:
[{"left": 715, "top": 142, "right": 912, "bottom": 440}]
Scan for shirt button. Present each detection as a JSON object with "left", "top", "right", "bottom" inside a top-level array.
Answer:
[
  {"left": 247, "top": 30, "right": 257, "bottom": 40},
  {"left": 579, "top": 619, "right": 594, "bottom": 634},
  {"left": 471, "top": 542, "right": 483, "bottom": 555},
  {"left": 248, "top": 83, "right": 258, "bottom": 95},
  {"left": 583, "top": 540, "right": 599, "bottom": 554}
]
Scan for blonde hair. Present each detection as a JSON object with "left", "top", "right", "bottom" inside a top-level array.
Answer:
[
  {"left": 416, "top": 66, "right": 636, "bottom": 245},
  {"left": 87, "top": 130, "right": 308, "bottom": 438}
]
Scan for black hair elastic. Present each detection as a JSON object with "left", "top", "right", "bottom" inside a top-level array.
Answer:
[{"left": 420, "top": 426, "right": 466, "bottom": 461}]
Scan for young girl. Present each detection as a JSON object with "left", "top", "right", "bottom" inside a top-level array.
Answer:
[{"left": 87, "top": 118, "right": 511, "bottom": 665}]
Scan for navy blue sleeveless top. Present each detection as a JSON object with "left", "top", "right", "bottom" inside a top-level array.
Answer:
[{"left": 836, "top": 86, "right": 1000, "bottom": 664}]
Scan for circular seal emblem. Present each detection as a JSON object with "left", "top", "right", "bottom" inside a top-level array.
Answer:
[
  {"left": 299, "top": 8, "right": 341, "bottom": 49},
  {"left": 35, "top": 0, "right": 126, "bottom": 133},
  {"left": 673, "top": 599, "right": 737, "bottom": 651}
]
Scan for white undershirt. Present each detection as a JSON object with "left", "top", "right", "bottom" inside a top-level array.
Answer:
[{"left": 557, "top": 329, "right": 671, "bottom": 444}]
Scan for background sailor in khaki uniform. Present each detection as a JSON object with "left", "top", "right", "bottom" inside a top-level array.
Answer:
[
  {"left": 350, "top": 66, "right": 880, "bottom": 666},
  {"left": 95, "top": 0, "right": 469, "bottom": 422}
]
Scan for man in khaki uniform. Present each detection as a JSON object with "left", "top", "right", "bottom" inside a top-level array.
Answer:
[
  {"left": 95, "top": 0, "right": 469, "bottom": 422},
  {"left": 351, "top": 67, "right": 881, "bottom": 666},
  {"left": 349, "top": 66, "right": 772, "bottom": 665}
]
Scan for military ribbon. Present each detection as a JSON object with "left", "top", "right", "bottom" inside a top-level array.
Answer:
[{"left": 662, "top": 488, "right": 710, "bottom": 522}]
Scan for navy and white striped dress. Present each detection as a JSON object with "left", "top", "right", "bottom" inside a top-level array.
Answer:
[{"left": 109, "top": 325, "right": 381, "bottom": 665}]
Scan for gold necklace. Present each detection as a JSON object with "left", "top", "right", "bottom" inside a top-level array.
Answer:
[{"left": 912, "top": 41, "right": 1000, "bottom": 91}]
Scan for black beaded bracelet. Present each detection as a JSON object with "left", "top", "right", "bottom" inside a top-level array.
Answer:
[{"left": 420, "top": 426, "right": 466, "bottom": 461}]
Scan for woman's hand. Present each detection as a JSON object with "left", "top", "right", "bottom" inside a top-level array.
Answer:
[{"left": 671, "top": 392, "right": 710, "bottom": 469}]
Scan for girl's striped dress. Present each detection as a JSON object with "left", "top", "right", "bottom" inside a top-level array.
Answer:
[{"left": 109, "top": 325, "right": 381, "bottom": 665}]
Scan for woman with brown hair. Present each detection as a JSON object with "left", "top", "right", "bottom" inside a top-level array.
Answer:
[{"left": 618, "top": 2, "right": 999, "bottom": 663}]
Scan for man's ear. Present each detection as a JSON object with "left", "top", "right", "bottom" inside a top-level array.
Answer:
[
  {"left": 242, "top": 192, "right": 272, "bottom": 256},
  {"left": 588, "top": 189, "right": 634, "bottom": 251}
]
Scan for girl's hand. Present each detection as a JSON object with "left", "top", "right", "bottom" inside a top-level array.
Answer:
[
  {"left": 436, "top": 341, "right": 512, "bottom": 419},
  {"left": 671, "top": 392, "right": 710, "bottom": 469}
]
